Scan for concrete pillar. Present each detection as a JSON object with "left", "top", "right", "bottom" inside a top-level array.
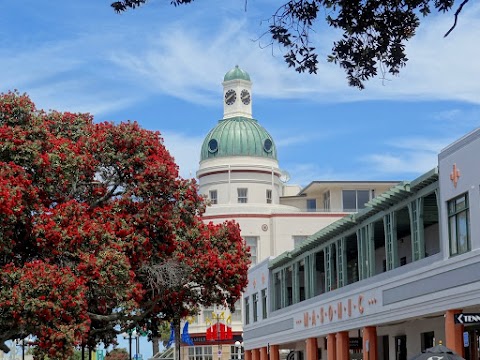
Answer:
[
  {"left": 252, "top": 349, "right": 260, "bottom": 360},
  {"left": 445, "top": 309, "right": 464, "bottom": 356},
  {"left": 327, "top": 334, "right": 336, "bottom": 360},
  {"left": 306, "top": 338, "right": 318, "bottom": 360},
  {"left": 270, "top": 345, "right": 280, "bottom": 360},
  {"left": 245, "top": 350, "right": 252, "bottom": 360},
  {"left": 363, "top": 326, "right": 377, "bottom": 360},
  {"left": 336, "top": 332, "right": 349, "bottom": 360},
  {"left": 260, "top": 347, "right": 268, "bottom": 360}
]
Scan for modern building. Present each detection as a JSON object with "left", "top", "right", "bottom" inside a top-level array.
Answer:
[
  {"left": 243, "top": 128, "right": 480, "bottom": 360},
  {"left": 172, "top": 66, "right": 400, "bottom": 360}
]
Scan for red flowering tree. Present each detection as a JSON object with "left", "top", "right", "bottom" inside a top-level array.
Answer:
[
  {"left": 0, "top": 91, "right": 250, "bottom": 359},
  {"left": 105, "top": 348, "right": 129, "bottom": 360}
]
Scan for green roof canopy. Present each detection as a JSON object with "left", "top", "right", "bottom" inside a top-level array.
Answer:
[{"left": 200, "top": 117, "right": 277, "bottom": 161}]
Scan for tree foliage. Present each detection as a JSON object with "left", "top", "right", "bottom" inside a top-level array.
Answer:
[
  {"left": 105, "top": 348, "right": 129, "bottom": 360},
  {"left": 111, "top": 0, "right": 470, "bottom": 89},
  {"left": 0, "top": 91, "right": 250, "bottom": 359}
]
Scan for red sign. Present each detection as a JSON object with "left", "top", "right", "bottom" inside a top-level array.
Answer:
[{"left": 206, "top": 323, "right": 232, "bottom": 341}]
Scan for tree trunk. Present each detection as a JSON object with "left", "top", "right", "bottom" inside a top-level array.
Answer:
[
  {"left": 152, "top": 337, "right": 160, "bottom": 357},
  {"left": 175, "top": 317, "right": 181, "bottom": 360}
]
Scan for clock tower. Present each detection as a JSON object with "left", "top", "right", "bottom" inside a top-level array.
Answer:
[{"left": 222, "top": 65, "right": 253, "bottom": 119}]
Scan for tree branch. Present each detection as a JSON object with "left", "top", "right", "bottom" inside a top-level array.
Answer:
[
  {"left": 0, "top": 329, "right": 24, "bottom": 353},
  {"left": 444, "top": 0, "right": 469, "bottom": 37},
  {"left": 89, "top": 182, "right": 121, "bottom": 209},
  {"left": 140, "top": 261, "right": 190, "bottom": 295}
]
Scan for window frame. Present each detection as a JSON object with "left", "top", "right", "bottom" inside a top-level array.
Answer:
[
  {"left": 244, "top": 297, "right": 250, "bottom": 325},
  {"left": 306, "top": 198, "right": 316, "bottom": 212},
  {"left": 230, "top": 345, "right": 244, "bottom": 360},
  {"left": 209, "top": 190, "right": 218, "bottom": 205},
  {"left": 266, "top": 189, "right": 272, "bottom": 204},
  {"left": 252, "top": 292, "right": 259, "bottom": 322},
  {"left": 448, "top": 192, "right": 470, "bottom": 256},
  {"left": 237, "top": 188, "right": 248, "bottom": 203},
  {"left": 261, "top": 288, "right": 267, "bottom": 319},
  {"left": 244, "top": 236, "right": 258, "bottom": 265},
  {"left": 231, "top": 300, "right": 242, "bottom": 322},
  {"left": 342, "top": 189, "right": 370, "bottom": 211},
  {"left": 323, "top": 191, "right": 330, "bottom": 211},
  {"left": 188, "top": 346, "right": 213, "bottom": 360}
]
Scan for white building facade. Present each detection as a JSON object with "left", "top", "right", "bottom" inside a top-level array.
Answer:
[
  {"left": 242, "top": 128, "right": 480, "bottom": 360},
  {"left": 179, "top": 66, "right": 399, "bottom": 360}
]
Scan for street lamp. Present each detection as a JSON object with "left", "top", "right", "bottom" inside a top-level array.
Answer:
[
  {"left": 122, "top": 330, "right": 139, "bottom": 360},
  {"left": 234, "top": 341, "right": 243, "bottom": 360},
  {"left": 15, "top": 336, "right": 34, "bottom": 360}
]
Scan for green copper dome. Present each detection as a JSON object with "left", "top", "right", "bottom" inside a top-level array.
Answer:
[
  {"left": 201, "top": 117, "right": 277, "bottom": 161},
  {"left": 224, "top": 65, "right": 251, "bottom": 82}
]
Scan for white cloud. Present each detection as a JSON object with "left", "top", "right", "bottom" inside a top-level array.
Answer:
[
  {"left": 363, "top": 2, "right": 480, "bottom": 104},
  {"left": 358, "top": 135, "right": 461, "bottom": 177},
  {"left": 284, "top": 163, "right": 332, "bottom": 187},
  {"left": 25, "top": 79, "right": 140, "bottom": 115},
  {"left": 363, "top": 151, "right": 437, "bottom": 176},
  {"left": 283, "top": 134, "right": 460, "bottom": 182},
  {"left": 384, "top": 136, "right": 453, "bottom": 153},
  {"left": 106, "top": 2, "right": 480, "bottom": 104},
  {"left": 0, "top": 35, "right": 142, "bottom": 115},
  {"left": 274, "top": 130, "right": 334, "bottom": 147},
  {"left": 3, "top": 0, "right": 480, "bottom": 116},
  {"left": 0, "top": 4, "right": 480, "bottom": 111}
]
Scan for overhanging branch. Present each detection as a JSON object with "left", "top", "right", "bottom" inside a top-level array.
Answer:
[{"left": 444, "top": 0, "right": 469, "bottom": 37}]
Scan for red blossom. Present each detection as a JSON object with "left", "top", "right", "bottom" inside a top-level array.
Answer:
[{"left": 0, "top": 91, "right": 250, "bottom": 359}]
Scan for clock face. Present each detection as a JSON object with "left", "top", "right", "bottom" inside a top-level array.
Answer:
[
  {"left": 241, "top": 89, "right": 251, "bottom": 105},
  {"left": 225, "top": 89, "right": 236, "bottom": 105}
]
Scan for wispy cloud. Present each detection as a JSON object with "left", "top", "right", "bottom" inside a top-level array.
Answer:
[
  {"left": 359, "top": 134, "right": 460, "bottom": 177},
  {"left": 384, "top": 136, "right": 453, "bottom": 153},
  {"left": 2, "top": 1, "right": 480, "bottom": 115},
  {"left": 363, "top": 152, "right": 437, "bottom": 176},
  {"left": 284, "top": 132, "right": 465, "bottom": 182},
  {"left": 0, "top": 33, "right": 143, "bottom": 115},
  {"left": 107, "top": 2, "right": 480, "bottom": 104}
]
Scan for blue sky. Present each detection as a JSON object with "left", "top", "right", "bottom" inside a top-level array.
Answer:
[
  {"left": 2, "top": 0, "right": 480, "bottom": 358},
  {"left": 2, "top": 1, "right": 480, "bottom": 188}
]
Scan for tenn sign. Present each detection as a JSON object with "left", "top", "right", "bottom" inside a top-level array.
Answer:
[{"left": 454, "top": 313, "right": 480, "bottom": 324}]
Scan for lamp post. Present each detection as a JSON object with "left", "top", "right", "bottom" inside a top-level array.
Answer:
[
  {"left": 122, "top": 332, "right": 132, "bottom": 360},
  {"left": 15, "top": 336, "right": 34, "bottom": 360},
  {"left": 122, "top": 330, "right": 139, "bottom": 360},
  {"left": 234, "top": 341, "right": 243, "bottom": 360},
  {"left": 134, "top": 330, "right": 140, "bottom": 359}
]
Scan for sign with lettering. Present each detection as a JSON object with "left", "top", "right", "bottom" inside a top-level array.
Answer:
[
  {"left": 349, "top": 338, "right": 363, "bottom": 349},
  {"left": 455, "top": 313, "right": 480, "bottom": 324},
  {"left": 294, "top": 291, "right": 380, "bottom": 329}
]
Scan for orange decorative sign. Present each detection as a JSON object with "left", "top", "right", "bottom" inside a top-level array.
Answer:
[{"left": 450, "top": 164, "right": 460, "bottom": 188}]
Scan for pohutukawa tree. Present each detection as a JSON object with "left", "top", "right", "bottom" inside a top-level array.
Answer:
[
  {"left": 111, "top": 0, "right": 470, "bottom": 89},
  {"left": 0, "top": 91, "right": 250, "bottom": 359}
]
